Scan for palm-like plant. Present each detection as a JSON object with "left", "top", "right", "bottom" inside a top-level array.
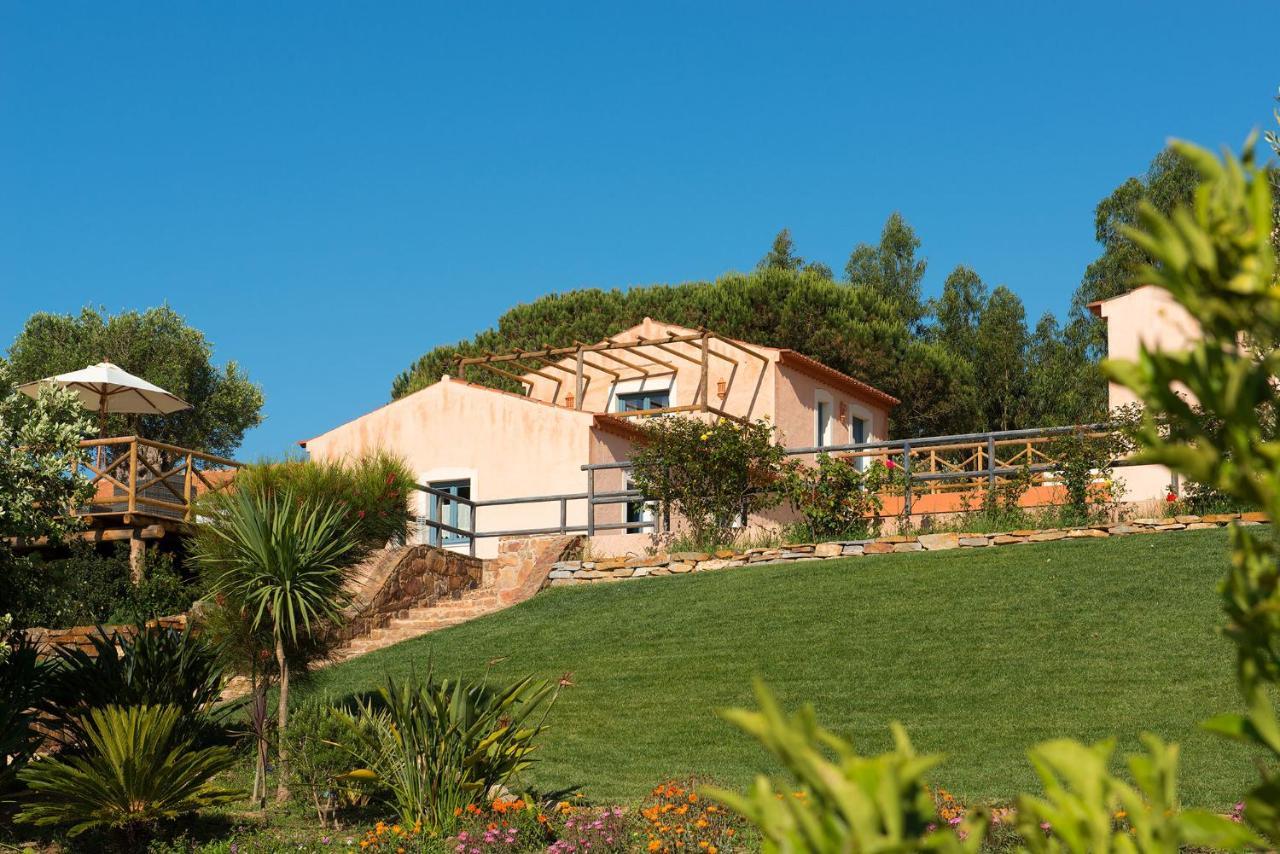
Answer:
[
  {"left": 40, "top": 624, "right": 230, "bottom": 749},
  {"left": 0, "top": 627, "right": 52, "bottom": 795},
  {"left": 192, "top": 487, "right": 359, "bottom": 803},
  {"left": 334, "top": 671, "right": 559, "bottom": 833},
  {"left": 16, "top": 704, "right": 239, "bottom": 848}
]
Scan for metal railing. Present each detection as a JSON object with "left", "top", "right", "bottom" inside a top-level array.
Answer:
[
  {"left": 413, "top": 482, "right": 655, "bottom": 558},
  {"left": 415, "top": 423, "right": 1115, "bottom": 554}
]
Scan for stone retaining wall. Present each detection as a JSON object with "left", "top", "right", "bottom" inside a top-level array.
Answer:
[
  {"left": 23, "top": 615, "right": 188, "bottom": 655},
  {"left": 339, "top": 544, "right": 484, "bottom": 642},
  {"left": 549, "top": 512, "right": 1268, "bottom": 585}
]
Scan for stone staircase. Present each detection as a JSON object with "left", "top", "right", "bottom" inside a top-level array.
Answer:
[
  {"left": 336, "top": 586, "right": 506, "bottom": 659},
  {"left": 331, "top": 535, "right": 581, "bottom": 662}
]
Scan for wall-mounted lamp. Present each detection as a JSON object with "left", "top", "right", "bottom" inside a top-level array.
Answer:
[
  {"left": 838, "top": 402, "right": 848, "bottom": 422},
  {"left": 564, "top": 393, "right": 575, "bottom": 408},
  {"left": 716, "top": 378, "right": 728, "bottom": 398}
]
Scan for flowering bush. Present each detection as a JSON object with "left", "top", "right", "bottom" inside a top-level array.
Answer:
[
  {"left": 639, "top": 780, "right": 746, "bottom": 853},
  {"left": 545, "top": 805, "right": 629, "bottom": 853},
  {"left": 630, "top": 417, "right": 787, "bottom": 549},
  {"left": 780, "top": 454, "right": 889, "bottom": 540}
]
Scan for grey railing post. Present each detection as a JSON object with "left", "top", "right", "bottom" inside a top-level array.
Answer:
[
  {"left": 560, "top": 496, "right": 568, "bottom": 534},
  {"left": 901, "top": 440, "right": 912, "bottom": 518},
  {"left": 468, "top": 498, "right": 476, "bottom": 558},
  {"left": 586, "top": 468, "right": 596, "bottom": 536},
  {"left": 987, "top": 434, "right": 997, "bottom": 488}
]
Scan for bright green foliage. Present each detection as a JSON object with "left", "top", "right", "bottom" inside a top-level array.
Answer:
[
  {"left": 194, "top": 488, "right": 359, "bottom": 649},
  {"left": 781, "top": 454, "right": 889, "bottom": 540},
  {"left": 16, "top": 704, "right": 239, "bottom": 841},
  {"left": 40, "top": 625, "right": 229, "bottom": 749},
  {"left": 6, "top": 305, "right": 264, "bottom": 459},
  {"left": 1015, "top": 736, "right": 1257, "bottom": 853},
  {"left": 629, "top": 417, "right": 787, "bottom": 548},
  {"left": 705, "top": 680, "right": 987, "bottom": 854},
  {"left": 333, "top": 672, "right": 558, "bottom": 833},
  {"left": 0, "top": 359, "right": 91, "bottom": 544},
  {"left": 229, "top": 452, "right": 415, "bottom": 549},
  {"left": 1103, "top": 136, "right": 1280, "bottom": 842}
]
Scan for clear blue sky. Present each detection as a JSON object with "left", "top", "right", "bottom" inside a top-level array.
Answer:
[{"left": 2, "top": 2, "right": 1276, "bottom": 459}]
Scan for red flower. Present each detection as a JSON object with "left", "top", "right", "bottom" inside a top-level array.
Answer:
[
  {"left": 886, "top": 458, "right": 896, "bottom": 469},
  {"left": 358, "top": 509, "right": 366, "bottom": 518},
  {"left": 1166, "top": 492, "right": 1177, "bottom": 502}
]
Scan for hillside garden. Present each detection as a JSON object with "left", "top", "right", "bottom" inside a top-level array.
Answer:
[{"left": 0, "top": 133, "right": 1279, "bottom": 853}]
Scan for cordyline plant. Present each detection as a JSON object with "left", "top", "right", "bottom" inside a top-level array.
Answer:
[
  {"left": 191, "top": 487, "right": 360, "bottom": 805},
  {"left": 706, "top": 136, "right": 1279, "bottom": 853}
]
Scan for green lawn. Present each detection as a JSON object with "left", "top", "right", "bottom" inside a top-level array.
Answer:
[{"left": 303, "top": 528, "right": 1253, "bottom": 808}]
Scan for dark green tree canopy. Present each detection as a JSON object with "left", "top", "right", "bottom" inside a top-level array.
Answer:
[
  {"left": 392, "top": 211, "right": 1120, "bottom": 439},
  {"left": 6, "top": 306, "right": 264, "bottom": 458}
]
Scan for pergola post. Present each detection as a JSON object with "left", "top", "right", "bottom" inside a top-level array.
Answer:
[
  {"left": 699, "top": 332, "right": 710, "bottom": 412},
  {"left": 575, "top": 350, "right": 585, "bottom": 409}
]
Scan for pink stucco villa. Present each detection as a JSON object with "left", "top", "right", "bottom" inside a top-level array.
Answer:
[
  {"left": 1089, "top": 284, "right": 1201, "bottom": 504},
  {"left": 301, "top": 319, "right": 899, "bottom": 556}
]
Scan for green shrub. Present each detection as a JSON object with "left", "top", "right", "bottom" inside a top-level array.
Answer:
[
  {"left": 630, "top": 417, "right": 787, "bottom": 549},
  {"left": 781, "top": 454, "right": 888, "bottom": 540},
  {"left": 333, "top": 671, "right": 559, "bottom": 833},
  {"left": 0, "top": 541, "right": 193, "bottom": 629},
  {"left": 41, "top": 624, "right": 230, "bottom": 749},
  {"left": 0, "top": 624, "right": 51, "bottom": 794},
  {"left": 1047, "top": 428, "right": 1125, "bottom": 524},
  {"left": 227, "top": 451, "right": 415, "bottom": 549},
  {"left": 16, "top": 704, "right": 240, "bottom": 849},
  {"left": 284, "top": 696, "right": 366, "bottom": 828}
]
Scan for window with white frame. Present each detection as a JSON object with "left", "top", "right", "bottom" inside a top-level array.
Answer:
[
  {"left": 814, "top": 390, "right": 834, "bottom": 448},
  {"left": 611, "top": 377, "right": 676, "bottom": 414}
]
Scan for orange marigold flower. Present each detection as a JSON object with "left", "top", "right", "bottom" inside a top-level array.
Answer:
[{"left": 648, "top": 842, "right": 661, "bottom": 852}]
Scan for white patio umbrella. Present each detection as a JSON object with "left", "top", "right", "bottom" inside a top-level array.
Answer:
[{"left": 18, "top": 360, "right": 192, "bottom": 465}]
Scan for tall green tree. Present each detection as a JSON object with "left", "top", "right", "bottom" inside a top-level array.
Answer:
[
  {"left": 758, "top": 228, "right": 833, "bottom": 277},
  {"left": 845, "top": 213, "right": 928, "bottom": 331},
  {"left": 1070, "top": 147, "right": 1200, "bottom": 321},
  {"left": 974, "top": 286, "right": 1030, "bottom": 431},
  {"left": 928, "top": 264, "right": 987, "bottom": 363},
  {"left": 758, "top": 228, "right": 804, "bottom": 271},
  {"left": 1023, "top": 313, "right": 1103, "bottom": 428},
  {"left": 7, "top": 306, "right": 264, "bottom": 458}
]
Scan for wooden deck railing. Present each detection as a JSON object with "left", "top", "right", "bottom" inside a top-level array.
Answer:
[{"left": 77, "top": 436, "right": 242, "bottom": 522}]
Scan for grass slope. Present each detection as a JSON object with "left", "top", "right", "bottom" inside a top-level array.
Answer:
[{"left": 305, "top": 528, "right": 1251, "bottom": 807}]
